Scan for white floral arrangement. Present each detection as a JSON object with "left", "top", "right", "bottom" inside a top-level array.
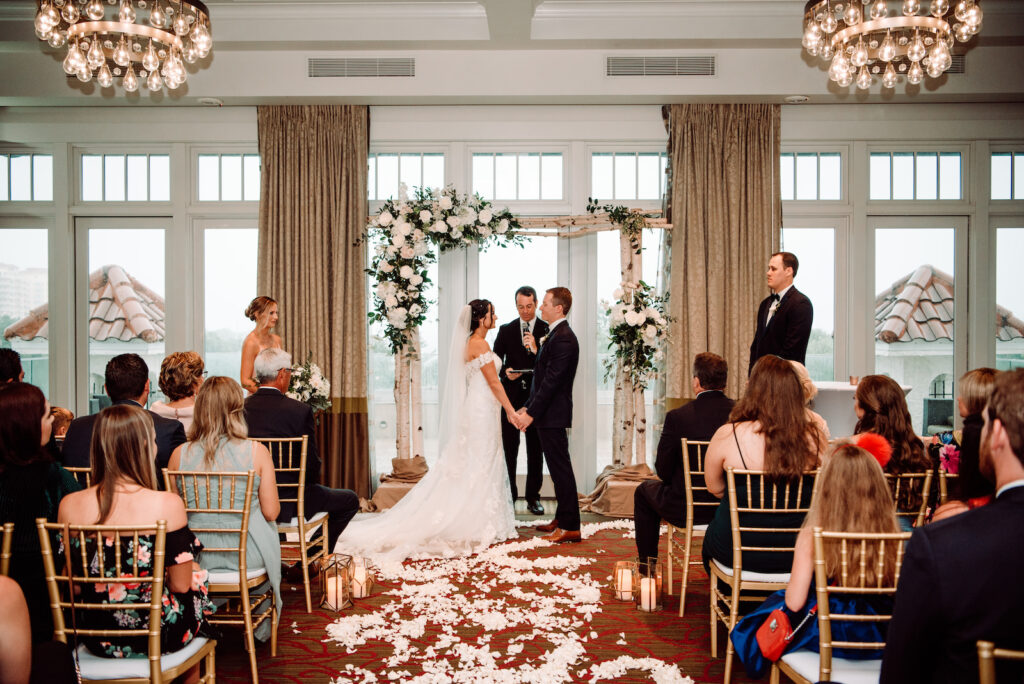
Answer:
[
  {"left": 602, "top": 279, "right": 669, "bottom": 391},
  {"left": 287, "top": 352, "right": 332, "bottom": 414},
  {"left": 366, "top": 184, "right": 524, "bottom": 353}
]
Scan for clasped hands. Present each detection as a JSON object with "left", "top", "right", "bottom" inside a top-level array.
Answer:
[{"left": 505, "top": 407, "right": 533, "bottom": 432}]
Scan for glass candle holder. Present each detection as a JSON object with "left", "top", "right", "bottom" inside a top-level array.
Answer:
[
  {"left": 612, "top": 560, "right": 636, "bottom": 601},
  {"left": 319, "top": 553, "right": 352, "bottom": 611},
  {"left": 350, "top": 557, "right": 376, "bottom": 599},
  {"left": 633, "top": 559, "right": 663, "bottom": 612}
]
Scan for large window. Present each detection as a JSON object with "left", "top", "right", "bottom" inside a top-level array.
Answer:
[
  {"left": 869, "top": 152, "right": 962, "bottom": 200},
  {"left": 0, "top": 228, "right": 49, "bottom": 394},
  {"left": 996, "top": 226, "right": 1024, "bottom": 370},
  {"left": 369, "top": 152, "right": 445, "bottom": 201},
  {"left": 0, "top": 154, "right": 53, "bottom": 202},
  {"left": 781, "top": 227, "right": 835, "bottom": 381},
  {"left": 472, "top": 152, "right": 563, "bottom": 201},
  {"left": 197, "top": 154, "right": 260, "bottom": 202},
  {"left": 203, "top": 227, "right": 259, "bottom": 382},
  {"left": 780, "top": 152, "right": 841, "bottom": 201},
  {"left": 81, "top": 154, "right": 169, "bottom": 202},
  {"left": 591, "top": 151, "right": 666, "bottom": 201}
]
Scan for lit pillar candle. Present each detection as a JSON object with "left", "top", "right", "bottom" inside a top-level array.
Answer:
[
  {"left": 351, "top": 566, "right": 370, "bottom": 598},
  {"left": 639, "top": 577, "right": 656, "bottom": 612},
  {"left": 324, "top": 576, "right": 344, "bottom": 610},
  {"left": 615, "top": 568, "right": 633, "bottom": 601}
]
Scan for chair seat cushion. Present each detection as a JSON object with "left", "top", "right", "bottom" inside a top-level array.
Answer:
[
  {"left": 207, "top": 567, "right": 268, "bottom": 584},
  {"left": 693, "top": 524, "right": 708, "bottom": 532},
  {"left": 76, "top": 637, "right": 211, "bottom": 680},
  {"left": 280, "top": 511, "right": 328, "bottom": 542},
  {"left": 711, "top": 558, "right": 791, "bottom": 583},
  {"left": 780, "top": 648, "right": 882, "bottom": 684}
]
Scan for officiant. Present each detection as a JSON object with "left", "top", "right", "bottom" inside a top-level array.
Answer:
[{"left": 493, "top": 286, "right": 549, "bottom": 515}]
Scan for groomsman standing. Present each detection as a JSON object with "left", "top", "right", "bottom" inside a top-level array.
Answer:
[{"left": 493, "top": 286, "right": 549, "bottom": 515}]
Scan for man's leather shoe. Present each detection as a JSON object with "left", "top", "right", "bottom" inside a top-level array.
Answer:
[
  {"left": 527, "top": 500, "right": 545, "bottom": 516},
  {"left": 535, "top": 519, "right": 559, "bottom": 533},
  {"left": 542, "top": 528, "right": 582, "bottom": 544}
]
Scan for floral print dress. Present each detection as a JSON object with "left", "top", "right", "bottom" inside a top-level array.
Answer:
[{"left": 60, "top": 526, "right": 216, "bottom": 658}]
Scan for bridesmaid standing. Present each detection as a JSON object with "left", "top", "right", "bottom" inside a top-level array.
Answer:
[{"left": 240, "top": 296, "right": 282, "bottom": 394}]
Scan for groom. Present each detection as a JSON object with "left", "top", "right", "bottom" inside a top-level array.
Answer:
[{"left": 517, "top": 287, "right": 582, "bottom": 544}]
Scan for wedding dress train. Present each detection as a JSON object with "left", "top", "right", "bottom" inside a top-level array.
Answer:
[{"left": 335, "top": 350, "right": 518, "bottom": 564}]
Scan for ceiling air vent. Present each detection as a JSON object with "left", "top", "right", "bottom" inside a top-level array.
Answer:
[
  {"left": 948, "top": 54, "right": 965, "bottom": 74},
  {"left": 307, "top": 57, "right": 415, "bottom": 78},
  {"left": 607, "top": 56, "right": 716, "bottom": 77}
]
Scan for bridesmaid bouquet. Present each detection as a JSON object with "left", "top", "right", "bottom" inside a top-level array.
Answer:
[{"left": 287, "top": 352, "right": 332, "bottom": 413}]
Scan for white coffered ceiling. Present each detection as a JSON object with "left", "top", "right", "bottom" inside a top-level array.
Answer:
[{"left": 1, "top": 0, "right": 1022, "bottom": 106}]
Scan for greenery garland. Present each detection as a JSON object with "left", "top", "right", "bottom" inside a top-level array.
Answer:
[{"left": 366, "top": 185, "right": 525, "bottom": 353}]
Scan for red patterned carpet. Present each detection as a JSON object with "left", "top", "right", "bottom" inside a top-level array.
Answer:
[{"left": 213, "top": 518, "right": 760, "bottom": 683}]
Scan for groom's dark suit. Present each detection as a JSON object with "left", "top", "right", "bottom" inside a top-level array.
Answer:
[
  {"left": 524, "top": 320, "right": 581, "bottom": 532},
  {"left": 493, "top": 316, "right": 549, "bottom": 503},
  {"left": 748, "top": 286, "right": 813, "bottom": 374}
]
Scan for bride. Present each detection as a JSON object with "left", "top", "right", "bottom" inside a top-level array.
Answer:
[{"left": 335, "top": 299, "right": 524, "bottom": 563}]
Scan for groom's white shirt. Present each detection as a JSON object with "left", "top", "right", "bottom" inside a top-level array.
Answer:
[{"left": 546, "top": 317, "right": 566, "bottom": 334}]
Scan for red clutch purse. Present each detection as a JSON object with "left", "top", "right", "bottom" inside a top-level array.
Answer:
[{"left": 755, "top": 606, "right": 818, "bottom": 661}]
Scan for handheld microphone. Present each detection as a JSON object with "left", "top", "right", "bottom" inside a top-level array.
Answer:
[{"left": 521, "top": 319, "right": 530, "bottom": 339}]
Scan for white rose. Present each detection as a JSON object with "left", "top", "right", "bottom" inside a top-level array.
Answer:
[
  {"left": 497, "top": 218, "right": 509, "bottom": 233},
  {"left": 375, "top": 282, "right": 389, "bottom": 298},
  {"left": 399, "top": 265, "right": 414, "bottom": 279},
  {"left": 625, "top": 310, "right": 644, "bottom": 327},
  {"left": 374, "top": 245, "right": 385, "bottom": 256},
  {"left": 419, "top": 209, "right": 432, "bottom": 223},
  {"left": 446, "top": 215, "right": 461, "bottom": 228},
  {"left": 480, "top": 226, "right": 492, "bottom": 237},
  {"left": 391, "top": 233, "right": 405, "bottom": 247},
  {"left": 385, "top": 295, "right": 398, "bottom": 308},
  {"left": 409, "top": 274, "right": 423, "bottom": 286},
  {"left": 657, "top": 316, "right": 666, "bottom": 326},
  {"left": 643, "top": 324, "right": 658, "bottom": 340},
  {"left": 400, "top": 245, "right": 415, "bottom": 259},
  {"left": 413, "top": 241, "right": 429, "bottom": 257},
  {"left": 378, "top": 261, "right": 394, "bottom": 274},
  {"left": 385, "top": 245, "right": 398, "bottom": 257},
  {"left": 412, "top": 229, "right": 425, "bottom": 241},
  {"left": 612, "top": 288, "right": 624, "bottom": 300},
  {"left": 478, "top": 208, "right": 493, "bottom": 224},
  {"left": 387, "top": 307, "right": 408, "bottom": 329},
  {"left": 439, "top": 195, "right": 453, "bottom": 210},
  {"left": 452, "top": 229, "right": 463, "bottom": 239},
  {"left": 463, "top": 208, "right": 477, "bottom": 223},
  {"left": 610, "top": 309, "right": 625, "bottom": 326},
  {"left": 645, "top": 307, "right": 659, "bottom": 320},
  {"left": 396, "top": 290, "right": 406, "bottom": 301},
  {"left": 396, "top": 222, "right": 412, "bottom": 236},
  {"left": 407, "top": 282, "right": 418, "bottom": 291},
  {"left": 432, "top": 220, "right": 446, "bottom": 233},
  {"left": 409, "top": 303, "right": 422, "bottom": 316},
  {"left": 378, "top": 210, "right": 394, "bottom": 226},
  {"left": 654, "top": 350, "right": 665, "bottom": 362},
  {"left": 397, "top": 201, "right": 410, "bottom": 215}
]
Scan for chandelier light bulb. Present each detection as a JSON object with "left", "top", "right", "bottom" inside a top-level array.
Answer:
[
  {"left": 953, "top": 22, "right": 972, "bottom": 42},
  {"left": 61, "top": 2, "right": 79, "bottom": 23},
  {"left": 837, "top": 69, "right": 855, "bottom": 87},
  {"left": 843, "top": 4, "right": 862, "bottom": 25},
  {"left": 903, "top": 0, "right": 921, "bottom": 15},
  {"left": 821, "top": 41, "right": 835, "bottom": 60},
  {"left": 118, "top": 1, "right": 136, "bottom": 24},
  {"left": 34, "top": 7, "right": 54, "bottom": 35},
  {"left": 821, "top": 10, "right": 838, "bottom": 34},
  {"left": 96, "top": 63, "right": 113, "bottom": 87},
  {"left": 871, "top": 0, "right": 889, "bottom": 20},
  {"left": 112, "top": 35, "right": 130, "bottom": 66},
  {"left": 930, "top": 0, "right": 949, "bottom": 17},
  {"left": 954, "top": 0, "right": 970, "bottom": 22},
  {"left": 44, "top": 3, "right": 61, "bottom": 28},
  {"left": 882, "top": 62, "right": 898, "bottom": 87},
  {"left": 191, "top": 23, "right": 212, "bottom": 54},
  {"left": 146, "top": 68, "right": 162, "bottom": 91},
  {"left": 908, "top": 31, "right": 927, "bottom": 61},
  {"left": 47, "top": 29, "right": 67, "bottom": 48},
  {"left": 879, "top": 30, "right": 897, "bottom": 61},
  {"left": 803, "top": 22, "right": 823, "bottom": 49},
  {"left": 963, "top": 5, "right": 982, "bottom": 30},
  {"left": 76, "top": 64, "right": 92, "bottom": 82},
  {"left": 183, "top": 40, "right": 199, "bottom": 64},
  {"left": 852, "top": 38, "right": 870, "bottom": 66},
  {"left": 829, "top": 51, "right": 850, "bottom": 81},
  {"left": 87, "top": 35, "right": 105, "bottom": 68},
  {"left": 142, "top": 40, "right": 160, "bottom": 72},
  {"left": 149, "top": 3, "right": 166, "bottom": 28},
  {"left": 63, "top": 40, "right": 86, "bottom": 74},
  {"left": 85, "top": 0, "right": 104, "bottom": 21},
  {"left": 123, "top": 63, "right": 139, "bottom": 92},
  {"left": 856, "top": 65, "right": 873, "bottom": 89},
  {"left": 930, "top": 40, "right": 952, "bottom": 70},
  {"left": 173, "top": 13, "right": 189, "bottom": 37},
  {"left": 907, "top": 60, "right": 925, "bottom": 83}
]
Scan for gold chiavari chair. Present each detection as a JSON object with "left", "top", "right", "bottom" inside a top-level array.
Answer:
[
  {"left": 772, "top": 528, "right": 913, "bottom": 683},
  {"left": 36, "top": 518, "right": 217, "bottom": 683},
  {"left": 978, "top": 641, "right": 1024, "bottom": 684},
  {"left": 665, "top": 439, "right": 715, "bottom": 616},
  {"left": 65, "top": 466, "right": 93, "bottom": 489},
  {"left": 0, "top": 522, "right": 13, "bottom": 576},
  {"left": 247, "top": 436, "right": 327, "bottom": 613},
  {"left": 711, "top": 467, "right": 818, "bottom": 684},
  {"left": 886, "top": 471, "right": 934, "bottom": 528},
  {"left": 939, "top": 470, "right": 959, "bottom": 505},
  {"left": 164, "top": 470, "right": 277, "bottom": 684}
]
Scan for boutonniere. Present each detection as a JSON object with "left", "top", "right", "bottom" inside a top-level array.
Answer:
[{"left": 538, "top": 334, "right": 548, "bottom": 347}]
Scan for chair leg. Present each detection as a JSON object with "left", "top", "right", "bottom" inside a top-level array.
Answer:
[
  {"left": 769, "top": 663, "right": 780, "bottom": 684},
  {"left": 205, "top": 644, "right": 216, "bottom": 683},
  {"left": 679, "top": 527, "right": 694, "bottom": 617},
  {"left": 299, "top": 534, "right": 312, "bottom": 613},
  {"left": 240, "top": 587, "right": 260, "bottom": 684},
  {"left": 724, "top": 633, "right": 736, "bottom": 684},
  {"left": 710, "top": 575, "right": 718, "bottom": 658},
  {"left": 270, "top": 596, "right": 279, "bottom": 658}
]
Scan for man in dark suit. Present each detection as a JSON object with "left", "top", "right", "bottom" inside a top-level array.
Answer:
[
  {"left": 244, "top": 348, "right": 359, "bottom": 553},
  {"left": 881, "top": 368, "right": 1024, "bottom": 684},
  {"left": 748, "top": 251, "right": 813, "bottom": 374},
  {"left": 62, "top": 353, "right": 186, "bottom": 479},
  {"left": 492, "top": 285, "right": 549, "bottom": 515},
  {"left": 633, "top": 352, "right": 734, "bottom": 562},
  {"left": 0, "top": 349, "right": 24, "bottom": 383},
  {"left": 518, "top": 287, "right": 582, "bottom": 544}
]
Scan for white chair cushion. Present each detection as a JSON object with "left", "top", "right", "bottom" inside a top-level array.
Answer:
[
  {"left": 280, "top": 511, "right": 329, "bottom": 542},
  {"left": 76, "top": 636, "right": 210, "bottom": 680},
  {"left": 780, "top": 648, "right": 882, "bottom": 684},
  {"left": 693, "top": 524, "right": 709, "bottom": 532},
  {"left": 711, "top": 558, "right": 791, "bottom": 583},
  {"left": 207, "top": 567, "right": 268, "bottom": 584}
]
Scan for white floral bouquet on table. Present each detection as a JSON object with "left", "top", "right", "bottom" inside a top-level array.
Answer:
[
  {"left": 365, "top": 183, "right": 525, "bottom": 353},
  {"left": 287, "top": 352, "right": 332, "bottom": 414},
  {"left": 602, "top": 280, "right": 670, "bottom": 391}
]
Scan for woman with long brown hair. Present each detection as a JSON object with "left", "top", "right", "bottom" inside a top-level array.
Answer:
[
  {"left": 240, "top": 296, "right": 282, "bottom": 394},
  {"left": 57, "top": 404, "right": 214, "bottom": 670},
  {"left": 702, "top": 355, "right": 828, "bottom": 573}
]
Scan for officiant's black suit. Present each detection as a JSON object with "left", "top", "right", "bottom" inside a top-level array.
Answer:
[
  {"left": 748, "top": 286, "right": 813, "bottom": 374},
  {"left": 493, "top": 316, "right": 549, "bottom": 504},
  {"left": 524, "top": 320, "right": 581, "bottom": 532}
]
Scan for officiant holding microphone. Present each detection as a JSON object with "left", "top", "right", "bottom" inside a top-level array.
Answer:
[{"left": 493, "top": 286, "right": 549, "bottom": 515}]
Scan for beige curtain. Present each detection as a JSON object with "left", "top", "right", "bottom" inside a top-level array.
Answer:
[
  {"left": 663, "top": 104, "right": 781, "bottom": 404},
  {"left": 257, "top": 105, "right": 371, "bottom": 498}
]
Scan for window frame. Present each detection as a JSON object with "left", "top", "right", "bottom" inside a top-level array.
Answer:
[
  {"left": 0, "top": 150, "right": 56, "bottom": 204},
  {"left": 989, "top": 147, "right": 1024, "bottom": 208},
  {"left": 586, "top": 143, "right": 667, "bottom": 211},
  {"left": 367, "top": 145, "right": 450, "bottom": 210},
  {"left": 779, "top": 144, "right": 850, "bottom": 205},
  {"left": 865, "top": 144, "right": 971, "bottom": 206},
  {"left": 467, "top": 144, "right": 571, "bottom": 213},
  {"left": 74, "top": 146, "right": 173, "bottom": 206},
  {"left": 189, "top": 145, "right": 261, "bottom": 207}
]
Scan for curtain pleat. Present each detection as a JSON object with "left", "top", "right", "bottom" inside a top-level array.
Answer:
[
  {"left": 256, "top": 105, "right": 371, "bottom": 497},
  {"left": 664, "top": 104, "right": 781, "bottom": 402}
]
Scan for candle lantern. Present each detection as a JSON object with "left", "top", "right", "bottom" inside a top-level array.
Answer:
[
  {"left": 612, "top": 560, "right": 637, "bottom": 601},
  {"left": 349, "top": 557, "right": 376, "bottom": 599},
  {"left": 319, "top": 553, "right": 352, "bottom": 611},
  {"left": 633, "top": 559, "right": 663, "bottom": 612}
]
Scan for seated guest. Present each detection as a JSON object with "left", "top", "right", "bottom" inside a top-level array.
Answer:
[
  {"left": 633, "top": 352, "right": 734, "bottom": 563},
  {"left": 0, "top": 349, "right": 23, "bottom": 383},
  {"left": 151, "top": 351, "right": 205, "bottom": 433},
  {"left": 881, "top": 369, "right": 1024, "bottom": 684},
  {"left": 788, "top": 360, "right": 831, "bottom": 440},
  {"left": 0, "top": 382, "right": 81, "bottom": 642},
  {"left": 49, "top": 406, "right": 73, "bottom": 440},
  {"left": 732, "top": 443, "right": 902, "bottom": 678},
  {"left": 702, "top": 355, "right": 827, "bottom": 574},
  {"left": 244, "top": 348, "right": 360, "bottom": 553},
  {"left": 58, "top": 405, "right": 214, "bottom": 670},
  {"left": 854, "top": 375, "right": 932, "bottom": 526},
  {"left": 62, "top": 354, "right": 186, "bottom": 476},
  {"left": 169, "top": 376, "right": 281, "bottom": 642}
]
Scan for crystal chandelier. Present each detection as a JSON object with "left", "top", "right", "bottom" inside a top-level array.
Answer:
[
  {"left": 33, "top": 0, "right": 212, "bottom": 93},
  {"left": 802, "top": 0, "right": 983, "bottom": 90}
]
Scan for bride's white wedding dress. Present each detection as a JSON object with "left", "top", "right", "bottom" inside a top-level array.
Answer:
[{"left": 335, "top": 348, "right": 518, "bottom": 564}]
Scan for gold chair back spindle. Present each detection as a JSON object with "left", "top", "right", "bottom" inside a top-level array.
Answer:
[
  {"left": 885, "top": 471, "right": 934, "bottom": 528},
  {"left": 977, "top": 640, "right": 1024, "bottom": 684},
  {"left": 0, "top": 522, "right": 13, "bottom": 576},
  {"left": 666, "top": 439, "right": 714, "bottom": 616},
  {"left": 65, "top": 467, "right": 93, "bottom": 489}
]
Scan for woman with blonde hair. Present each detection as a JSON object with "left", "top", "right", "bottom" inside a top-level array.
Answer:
[
  {"left": 240, "top": 296, "right": 282, "bottom": 394},
  {"left": 151, "top": 351, "right": 205, "bottom": 432},
  {"left": 57, "top": 404, "right": 214, "bottom": 671},
  {"left": 167, "top": 375, "right": 281, "bottom": 641},
  {"left": 732, "top": 443, "right": 902, "bottom": 678},
  {"left": 788, "top": 360, "right": 831, "bottom": 441}
]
